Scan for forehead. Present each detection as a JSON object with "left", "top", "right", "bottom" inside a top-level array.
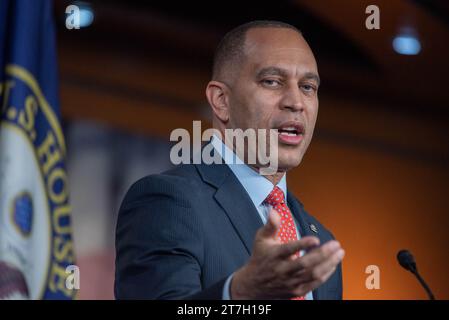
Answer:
[{"left": 243, "top": 27, "right": 318, "bottom": 75}]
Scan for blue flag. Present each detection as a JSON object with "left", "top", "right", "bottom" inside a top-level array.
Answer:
[{"left": 0, "top": 0, "right": 76, "bottom": 299}]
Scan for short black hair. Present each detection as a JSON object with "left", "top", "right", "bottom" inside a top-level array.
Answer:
[{"left": 212, "top": 20, "right": 302, "bottom": 81}]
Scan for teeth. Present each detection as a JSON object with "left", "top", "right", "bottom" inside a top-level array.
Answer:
[
  {"left": 282, "top": 127, "right": 296, "bottom": 131},
  {"left": 280, "top": 132, "right": 297, "bottom": 136}
]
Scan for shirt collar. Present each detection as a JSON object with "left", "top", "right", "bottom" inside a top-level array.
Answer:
[{"left": 211, "top": 134, "right": 287, "bottom": 208}]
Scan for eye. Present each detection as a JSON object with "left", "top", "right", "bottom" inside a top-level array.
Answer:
[
  {"left": 261, "top": 79, "right": 282, "bottom": 87},
  {"left": 301, "top": 84, "right": 317, "bottom": 94}
]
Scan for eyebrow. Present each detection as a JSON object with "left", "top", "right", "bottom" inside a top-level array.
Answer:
[
  {"left": 256, "top": 66, "right": 289, "bottom": 79},
  {"left": 256, "top": 67, "right": 320, "bottom": 86},
  {"left": 303, "top": 72, "right": 321, "bottom": 86}
]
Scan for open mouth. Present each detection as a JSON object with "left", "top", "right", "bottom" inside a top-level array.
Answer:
[{"left": 277, "top": 123, "right": 305, "bottom": 145}]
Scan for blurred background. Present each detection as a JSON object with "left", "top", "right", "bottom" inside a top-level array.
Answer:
[{"left": 53, "top": 0, "right": 448, "bottom": 299}]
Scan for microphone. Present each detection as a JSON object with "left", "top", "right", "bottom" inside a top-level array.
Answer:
[{"left": 397, "top": 250, "right": 435, "bottom": 300}]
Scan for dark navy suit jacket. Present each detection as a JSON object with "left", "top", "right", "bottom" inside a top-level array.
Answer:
[{"left": 115, "top": 162, "right": 342, "bottom": 299}]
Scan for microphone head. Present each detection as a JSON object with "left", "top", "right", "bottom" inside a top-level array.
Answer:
[{"left": 397, "top": 249, "right": 417, "bottom": 273}]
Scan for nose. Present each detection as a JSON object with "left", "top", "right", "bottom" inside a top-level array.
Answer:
[{"left": 280, "top": 84, "right": 304, "bottom": 113}]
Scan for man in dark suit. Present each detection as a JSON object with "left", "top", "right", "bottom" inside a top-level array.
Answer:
[{"left": 115, "top": 20, "right": 345, "bottom": 300}]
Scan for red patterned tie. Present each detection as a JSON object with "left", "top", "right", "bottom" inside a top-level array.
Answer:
[{"left": 264, "top": 186, "right": 305, "bottom": 300}]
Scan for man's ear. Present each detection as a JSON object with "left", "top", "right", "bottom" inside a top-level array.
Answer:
[{"left": 205, "top": 80, "right": 230, "bottom": 123}]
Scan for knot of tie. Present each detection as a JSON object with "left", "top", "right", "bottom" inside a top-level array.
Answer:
[{"left": 264, "top": 186, "right": 285, "bottom": 207}]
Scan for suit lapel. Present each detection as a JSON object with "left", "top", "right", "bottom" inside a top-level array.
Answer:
[
  {"left": 196, "top": 162, "right": 263, "bottom": 255},
  {"left": 287, "top": 192, "right": 326, "bottom": 300},
  {"left": 287, "top": 192, "right": 315, "bottom": 239}
]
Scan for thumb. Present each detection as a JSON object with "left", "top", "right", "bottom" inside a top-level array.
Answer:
[{"left": 259, "top": 208, "right": 281, "bottom": 239}]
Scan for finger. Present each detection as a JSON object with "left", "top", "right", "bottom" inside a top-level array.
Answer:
[
  {"left": 320, "top": 263, "right": 339, "bottom": 284},
  {"left": 294, "top": 248, "right": 344, "bottom": 284},
  {"left": 292, "top": 262, "right": 340, "bottom": 297},
  {"left": 310, "top": 249, "right": 345, "bottom": 282},
  {"left": 275, "top": 236, "right": 320, "bottom": 259},
  {"left": 257, "top": 209, "right": 281, "bottom": 240},
  {"left": 283, "top": 240, "right": 342, "bottom": 275},
  {"left": 292, "top": 278, "right": 322, "bottom": 298}
]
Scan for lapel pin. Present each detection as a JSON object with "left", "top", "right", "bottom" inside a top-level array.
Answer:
[{"left": 309, "top": 223, "right": 318, "bottom": 234}]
